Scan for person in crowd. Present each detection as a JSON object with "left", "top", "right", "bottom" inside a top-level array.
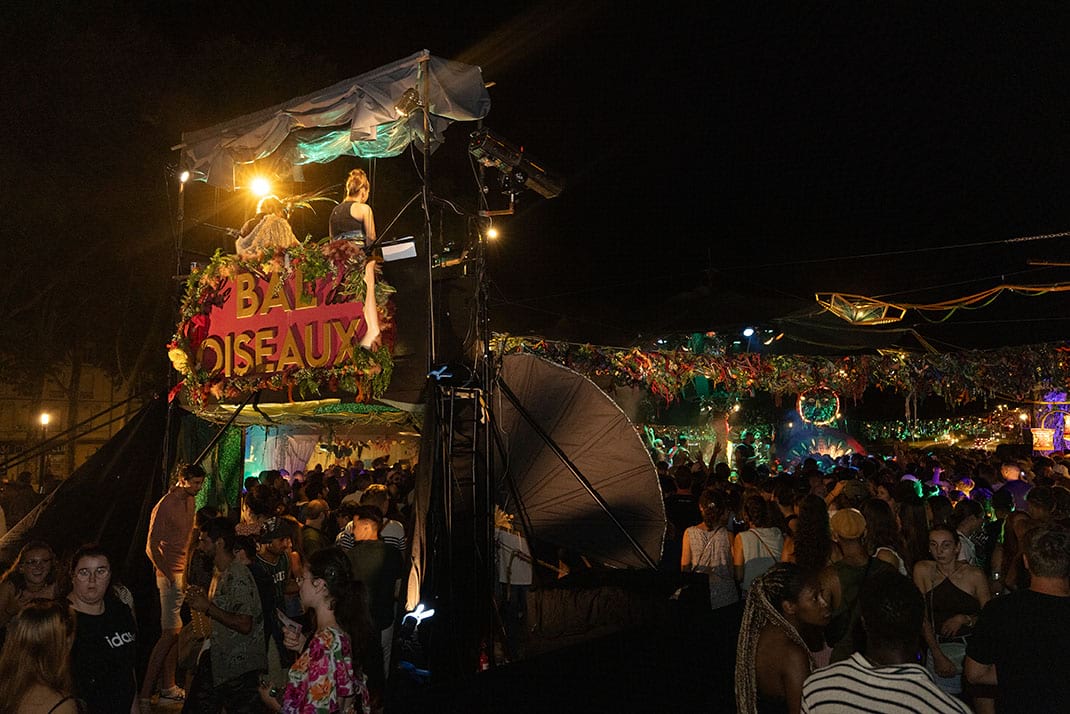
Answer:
[
  {"left": 948, "top": 498, "right": 985, "bottom": 566},
  {"left": 346, "top": 505, "right": 402, "bottom": 690},
  {"left": 238, "top": 483, "right": 281, "bottom": 537},
  {"left": 236, "top": 195, "right": 299, "bottom": 258},
  {"left": 0, "top": 540, "right": 57, "bottom": 634},
  {"left": 735, "top": 563, "right": 831, "bottom": 714},
  {"left": 733, "top": 430, "right": 758, "bottom": 472},
  {"left": 1025, "top": 485, "right": 1055, "bottom": 523},
  {"left": 733, "top": 493, "right": 785, "bottom": 596},
  {"left": 0, "top": 599, "right": 79, "bottom": 714},
  {"left": 913, "top": 524, "right": 990, "bottom": 698},
  {"left": 773, "top": 481, "right": 800, "bottom": 537},
  {"left": 801, "top": 570, "right": 971, "bottom": 713},
  {"left": 69, "top": 544, "right": 139, "bottom": 714},
  {"left": 187, "top": 507, "right": 218, "bottom": 591},
  {"left": 861, "top": 498, "right": 908, "bottom": 575},
  {"left": 252, "top": 515, "right": 299, "bottom": 692},
  {"left": 358, "top": 485, "right": 407, "bottom": 552},
  {"left": 823, "top": 508, "right": 897, "bottom": 663},
  {"left": 927, "top": 494, "right": 953, "bottom": 528},
  {"left": 781, "top": 495, "right": 833, "bottom": 574},
  {"left": 965, "top": 524, "right": 1070, "bottom": 713},
  {"left": 971, "top": 488, "right": 1007, "bottom": 579},
  {"left": 996, "top": 461, "right": 1032, "bottom": 511},
  {"left": 896, "top": 495, "right": 931, "bottom": 572},
  {"left": 259, "top": 547, "right": 373, "bottom": 714},
  {"left": 682, "top": 487, "right": 739, "bottom": 613},
  {"left": 301, "top": 499, "right": 331, "bottom": 558},
  {"left": 142, "top": 463, "right": 205, "bottom": 705},
  {"left": 183, "top": 518, "right": 266, "bottom": 713}
]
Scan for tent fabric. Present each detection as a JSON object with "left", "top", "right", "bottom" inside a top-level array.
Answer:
[
  {"left": 495, "top": 354, "right": 665, "bottom": 570},
  {"left": 180, "top": 50, "right": 492, "bottom": 188}
]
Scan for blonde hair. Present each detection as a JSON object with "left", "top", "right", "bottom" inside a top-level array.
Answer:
[
  {"left": 346, "top": 168, "right": 370, "bottom": 199},
  {"left": 256, "top": 195, "right": 285, "bottom": 215},
  {"left": 0, "top": 600, "right": 75, "bottom": 713}
]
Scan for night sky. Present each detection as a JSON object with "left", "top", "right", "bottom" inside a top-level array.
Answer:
[{"left": 4, "top": 2, "right": 1070, "bottom": 385}]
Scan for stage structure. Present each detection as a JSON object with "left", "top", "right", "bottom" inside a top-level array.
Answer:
[{"left": 171, "top": 50, "right": 666, "bottom": 688}]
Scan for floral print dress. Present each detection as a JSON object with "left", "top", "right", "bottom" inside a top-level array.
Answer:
[{"left": 282, "top": 625, "right": 369, "bottom": 714}]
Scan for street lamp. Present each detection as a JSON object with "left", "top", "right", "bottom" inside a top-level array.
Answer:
[{"left": 38, "top": 412, "right": 50, "bottom": 491}]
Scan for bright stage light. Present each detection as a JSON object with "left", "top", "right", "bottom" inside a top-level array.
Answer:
[
  {"left": 743, "top": 327, "right": 755, "bottom": 337},
  {"left": 487, "top": 225, "right": 499, "bottom": 240},
  {"left": 250, "top": 177, "right": 272, "bottom": 196},
  {"left": 1019, "top": 413, "right": 1029, "bottom": 422},
  {"left": 39, "top": 412, "right": 50, "bottom": 426},
  {"left": 179, "top": 170, "right": 190, "bottom": 184}
]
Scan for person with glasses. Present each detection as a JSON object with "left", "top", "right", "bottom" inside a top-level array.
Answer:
[
  {"left": 0, "top": 540, "right": 57, "bottom": 636},
  {"left": 68, "top": 544, "right": 139, "bottom": 714}
]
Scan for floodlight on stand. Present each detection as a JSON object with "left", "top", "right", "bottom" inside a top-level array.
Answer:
[
  {"left": 815, "top": 292, "right": 907, "bottom": 325},
  {"left": 395, "top": 87, "right": 422, "bottom": 118}
]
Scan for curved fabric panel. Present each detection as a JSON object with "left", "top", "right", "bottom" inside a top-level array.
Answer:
[
  {"left": 180, "top": 50, "right": 491, "bottom": 187},
  {"left": 497, "top": 353, "right": 665, "bottom": 569}
]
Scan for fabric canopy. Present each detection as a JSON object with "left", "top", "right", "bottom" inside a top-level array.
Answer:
[
  {"left": 495, "top": 353, "right": 666, "bottom": 570},
  {"left": 180, "top": 50, "right": 492, "bottom": 188}
]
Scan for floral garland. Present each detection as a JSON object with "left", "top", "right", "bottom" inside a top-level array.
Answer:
[
  {"left": 169, "top": 240, "right": 394, "bottom": 408},
  {"left": 493, "top": 335, "right": 1070, "bottom": 407}
]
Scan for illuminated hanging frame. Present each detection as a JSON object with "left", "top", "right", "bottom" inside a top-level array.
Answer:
[
  {"left": 815, "top": 293, "right": 907, "bottom": 325},
  {"left": 797, "top": 386, "right": 841, "bottom": 426}
]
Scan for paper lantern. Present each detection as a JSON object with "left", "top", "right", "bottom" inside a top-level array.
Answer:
[{"left": 1031, "top": 428, "right": 1055, "bottom": 452}]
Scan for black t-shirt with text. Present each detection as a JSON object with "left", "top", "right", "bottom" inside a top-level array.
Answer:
[{"left": 71, "top": 593, "right": 138, "bottom": 713}]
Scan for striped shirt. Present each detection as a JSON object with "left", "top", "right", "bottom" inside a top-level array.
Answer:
[
  {"left": 801, "top": 653, "right": 971, "bottom": 713},
  {"left": 335, "top": 519, "right": 407, "bottom": 552}
]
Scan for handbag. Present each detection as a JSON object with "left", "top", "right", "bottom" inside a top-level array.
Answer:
[
  {"left": 677, "top": 529, "right": 718, "bottom": 613},
  {"left": 928, "top": 588, "right": 970, "bottom": 674}
]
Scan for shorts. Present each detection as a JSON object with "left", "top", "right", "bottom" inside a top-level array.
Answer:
[{"left": 157, "top": 573, "right": 185, "bottom": 631}]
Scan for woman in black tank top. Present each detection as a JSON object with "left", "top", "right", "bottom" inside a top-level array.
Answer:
[{"left": 330, "top": 168, "right": 376, "bottom": 246}]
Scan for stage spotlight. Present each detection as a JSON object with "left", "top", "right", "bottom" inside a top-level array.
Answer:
[
  {"left": 250, "top": 177, "right": 272, "bottom": 196},
  {"left": 469, "top": 127, "right": 563, "bottom": 199},
  {"left": 179, "top": 170, "right": 190, "bottom": 184},
  {"left": 395, "top": 87, "right": 422, "bottom": 118},
  {"left": 486, "top": 225, "right": 499, "bottom": 240},
  {"left": 743, "top": 327, "right": 755, "bottom": 337}
]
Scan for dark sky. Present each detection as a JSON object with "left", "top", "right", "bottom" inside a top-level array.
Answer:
[{"left": 5, "top": 2, "right": 1070, "bottom": 362}]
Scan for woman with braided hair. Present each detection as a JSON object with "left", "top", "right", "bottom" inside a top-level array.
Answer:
[{"left": 735, "top": 563, "right": 831, "bottom": 714}]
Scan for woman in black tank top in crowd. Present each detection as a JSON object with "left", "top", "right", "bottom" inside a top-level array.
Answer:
[{"left": 330, "top": 169, "right": 382, "bottom": 349}]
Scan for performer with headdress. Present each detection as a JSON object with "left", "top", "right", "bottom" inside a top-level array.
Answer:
[{"left": 236, "top": 196, "right": 299, "bottom": 259}]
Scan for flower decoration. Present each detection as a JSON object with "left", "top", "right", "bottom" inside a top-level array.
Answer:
[{"left": 170, "top": 240, "right": 394, "bottom": 408}]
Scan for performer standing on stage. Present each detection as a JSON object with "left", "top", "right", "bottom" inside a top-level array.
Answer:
[
  {"left": 330, "top": 168, "right": 382, "bottom": 350},
  {"left": 329, "top": 169, "right": 377, "bottom": 246}
]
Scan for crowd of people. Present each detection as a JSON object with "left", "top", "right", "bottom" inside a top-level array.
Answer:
[
  {"left": 0, "top": 456, "right": 416, "bottom": 714},
  {"left": 663, "top": 444, "right": 1070, "bottom": 713}
]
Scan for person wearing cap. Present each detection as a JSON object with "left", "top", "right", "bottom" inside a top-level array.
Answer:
[
  {"left": 822, "top": 508, "right": 896, "bottom": 663},
  {"left": 250, "top": 516, "right": 298, "bottom": 692}
]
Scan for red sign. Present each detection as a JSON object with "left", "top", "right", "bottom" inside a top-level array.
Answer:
[{"left": 195, "top": 267, "right": 368, "bottom": 377}]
